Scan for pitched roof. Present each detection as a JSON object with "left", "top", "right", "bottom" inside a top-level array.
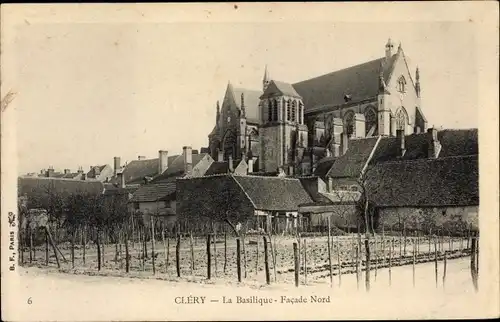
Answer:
[
  {"left": 298, "top": 176, "right": 331, "bottom": 203},
  {"left": 314, "top": 157, "right": 336, "bottom": 179},
  {"left": 367, "top": 155, "right": 479, "bottom": 207},
  {"left": 18, "top": 177, "right": 104, "bottom": 208},
  {"left": 121, "top": 158, "right": 160, "bottom": 185},
  {"left": 293, "top": 55, "right": 398, "bottom": 111},
  {"left": 152, "top": 153, "right": 210, "bottom": 183},
  {"left": 233, "top": 175, "right": 313, "bottom": 211},
  {"left": 262, "top": 80, "right": 301, "bottom": 99},
  {"left": 87, "top": 164, "right": 108, "bottom": 177},
  {"left": 327, "top": 136, "right": 380, "bottom": 178},
  {"left": 232, "top": 87, "right": 262, "bottom": 124},
  {"left": 204, "top": 159, "right": 242, "bottom": 175},
  {"left": 130, "top": 179, "right": 177, "bottom": 203}
]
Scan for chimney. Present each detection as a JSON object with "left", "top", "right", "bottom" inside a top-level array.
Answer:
[
  {"left": 247, "top": 158, "right": 254, "bottom": 174},
  {"left": 183, "top": 146, "right": 193, "bottom": 176},
  {"left": 64, "top": 169, "right": 70, "bottom": 174},
  {"left": 228, "top": 155, "right": 234, "bottom": 173},
  {"left": 218, "top": 149, "right": 224, "bottom": 162},
  {"left": 46, "top": 167, "right": 55, "bottom": 177},
  {"left": 158, "top": 150, "right": 169, "bottom": 174},
  {"left": 138, "top": 155, "right": 146, "bottom": 160},
  {"left": 113, "top": 156, "right": 121, "bottom": 176},
  {"left": 77, "top": 166, "right": 84, "bottom": 174},
  {"left": 117, "top": 172, "right": 125, "bottom": 188},
  {"left": 427, "top": 128, "right": 442, "bottom": 158},
  {"left": 81, "top": 173, "right": 86, "bottom": 180},
  {"left": 396, "top": 129, "right": 406, "bottom": 157}
]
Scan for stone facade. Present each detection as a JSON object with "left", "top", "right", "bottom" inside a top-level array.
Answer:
[{"left": 206, "top": 39, "right": 427, "bottom": 175}]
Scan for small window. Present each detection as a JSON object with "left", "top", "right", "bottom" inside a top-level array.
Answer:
[{"left": 397, "top": 76, "right": 406, "bottom": 93}]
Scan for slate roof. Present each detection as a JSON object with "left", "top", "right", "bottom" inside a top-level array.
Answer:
[
  {"left": 367, "top": 155, "right": 479, "bottom": 207},
  {"left": 314, "top": 157, "right": 337, "bottom": 179},
  {"left": 262, "top": 80, "right": 302, "bottom": 99},
  {"left": 130, "top": 179, "right": 177, "bottom": 203},
  {"left": 17, "top": 177, "right": 104, "bottom": 198},
  {"left": 327, "top": 136, "right": 380, "bottom": 178},
  {"left": 152, "top": 153, "right": 210, "bottom": 183},
  {"left": 326, "top": 128, "right": 478, "bottom": 179},
  {"left": 293, "top": 55, "right": 398, "bottom": 111},
  {"left": 232, "top": 87, "right": 262, "bottom": 124},
  {"left": 205, "top": 159, "right": 242, "bottom": 175},
  {"left": 298, "top": 176, "right": 331, "bottom": 203},
  {"left": 233, "top": 175, "right": 313, "bottom": 211}
]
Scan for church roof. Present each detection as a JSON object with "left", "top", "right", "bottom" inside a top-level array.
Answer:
[
  {"left": 232, "top": 87, "right": 262, "bottom": 124},
  {"left": 293, "top": 55, "right": 398, "bottom": 111},
  {"left": 261, "top": 80, "right": 302, "bottom": 99},
  {"left": 367, "top": 155, "right": 478, "bottom": 207}
]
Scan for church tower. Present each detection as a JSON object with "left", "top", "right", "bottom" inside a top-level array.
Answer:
[
  {"left": 263, "top": 65, "right": 270, "bottom": 92},
  {"left": 259, "top": 80, "right": 306, "bottom": 174}
]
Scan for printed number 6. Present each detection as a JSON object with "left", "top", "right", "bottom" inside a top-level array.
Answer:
[{"left": 27, "top": 297, "right": 32, "bottom": 304}]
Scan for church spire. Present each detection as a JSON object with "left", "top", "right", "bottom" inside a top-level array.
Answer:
[
  {"left": 240, "top": 93, "right": 246, "bottom": 117},
  {"left": 415, "top": 66, "right": 421, "bottom": 97},
  {"left": 263, "top": 64, "right": 270, "bottom": 92}
]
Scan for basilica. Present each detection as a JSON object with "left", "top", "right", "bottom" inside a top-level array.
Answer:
[{"left": 206, "top": 39, "right": 427, "bottom": 175}]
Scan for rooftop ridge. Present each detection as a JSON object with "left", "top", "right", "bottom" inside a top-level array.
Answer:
[{"left": 373, "top": 154, "right": 477, "bottom": 167}]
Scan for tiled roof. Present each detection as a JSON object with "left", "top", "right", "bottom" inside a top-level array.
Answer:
[
  {"left": 233, "top": 175, "right": 313, "bottom": 211},
  {"left": 327, "top": 137, "right": 380, "bottom": 178},
  {"left": 262, "top": 80, "right": 301, "bottom": 99},
  {"left": 130, "top": 179, "right": 176, "bottom": 203},
  {"left": 232, "top": 87, "right": 262, "bottom": 124},
  {"left": 367, "top": 155, "right": 479, "bottom": 207},
  {"left": 103, "top": 184, "right": 138, "bottom": 196},
  {"left": 121, "top": 158, "right": 161, "bottom": 185},
  {"left": 293, "top": 55, "right": 397, "bottom": 111},
  {"left": 152, "top": 153, "right": 209, "bottom": 183}
]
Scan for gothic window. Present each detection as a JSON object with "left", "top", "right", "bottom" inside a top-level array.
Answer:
[
  {"left": 286, "top": 100, "right": 291, "bottom": 121},
  {"left": 292, "top": 100, "right": 297, "bottom": 122},
  {"left": 397, "top": 76, "right": 406, "bottom": 93},
  {"left": 396, "top": 107, "right": 408, "bottom": 133},
  {"left": 272, "top": 99, "right": 278, "bottom": 121},
  {"left": 268, "top": 100, "right": 273, "bottom": 122},
  {"left": 343, "top": 111, "right": 355, "bottom": 137},
  {"left": 364, "top": 107, "right": 378, "bottom": 136},
  {"left": 299, "top": 102, "right": 303, "bottom": 124}
]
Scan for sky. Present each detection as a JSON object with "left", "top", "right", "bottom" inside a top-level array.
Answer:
[{"left": 1, "top": 4, "right": 480, "bottom": 175}]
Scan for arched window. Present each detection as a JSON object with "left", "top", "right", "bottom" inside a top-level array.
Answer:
[
  {"left": 299, "top": 102, "right": 303, "bottom": 124},
  {"left": 364, "top": 107, "right": 378, "bottom": 136},
  {"left": 291, "top": 100, "right": 297, "bottom": 122},
  {"left": 286, "top": 100, "right": 291, "bottom": 121},
  {"left": 267, "top": 100, "right": 273, "bottom": 122},
  {"left": 395, "top": 107, "right": 408, "bottom": 134},
  {"left": 343, "top": 111, "right": 355, "bottom": 137},
  {"left": 397, "top": 76, "right": 406, "bottom": 93},
  {"left": 272, "top": 99, "right": 278, "bottom": 121}
]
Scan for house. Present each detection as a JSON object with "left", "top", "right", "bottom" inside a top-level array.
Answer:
[
  {"left": 37, "top": 167, "right": 86, "bottom": 180},
  {"left": 128, "top": 146, "right": 214, "bottom": 225},
  {"left": 176, "top": 174, "right": 313, "bottom": 234},
  {"left": 204, "top": 153, "right": 248, "bottom": 176},
  {"left": 87, "top": 164, "right": 114, "bottom": 182},
  {"left": 367, "top": 155, "right": 479, "bottom": 233}
]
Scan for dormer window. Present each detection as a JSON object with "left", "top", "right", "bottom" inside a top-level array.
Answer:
[{"left": 397, "top": 76, "right": 406, "bottom": 93}]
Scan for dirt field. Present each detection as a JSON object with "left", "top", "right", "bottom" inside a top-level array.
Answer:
[{"left": 5, "top": 257, "right": 493, "bottom": 321}]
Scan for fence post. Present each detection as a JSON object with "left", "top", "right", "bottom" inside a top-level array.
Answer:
[
  {"left": 82, "top": 225, "right": 86, "bottom": 265},
  {"left": 355, "top": 245, "right": 360, "bottom": 290},
  {"left": 71, "top": 231, "right": 75, "bottom": 269},
  {"left": 236, "top": 238, "right": 242, "bottom": 282},
  {"left": 224, "top": 231, "right": 227, "bottom": 274},
  {"left": 412, "top": 232, "right": 416, "bottom": 288},
  {"left": 151, "top": 217, "right": 156, "bottom": 275},
  {"left": 213, "top": 228, "right": 218, "bottom": 277},
  {"left": 45, "top": 227, "right": 60, "bottom": 268},
  {"left": 388, "top": 238, "right": 393, "bottom": 286},
  {"left": 303, "top": 238, "right": 308, "bottom": 285},
  {"left": 365, "top": 238, "right": 371, "bottom": 292},
  {"left": 206, "top": 233, "right": 211, "bottom": 279},
  {"left": 29, "top": 229, "right": 33, "bottom": 264},
  {"left": 293, "top": 242, "right": 299, "bottom": 287},
  {"left": 434, "top": 236, "right": 438, "bottom": 288},
  {"left": 442, "top": 251, "right": 447, "bottom": 289},
  {"left": 374, "top": 235, "right": 378, "bottom": 281},
  {"left": 176, "top": 233, "right": 181, "bottom": 278},
  {"left": 327, "top": 217, "right": 333, "bottom": 287},
  {"left": 336, "top": 236, "right": 342, "bottom": 287},
  {"left": 256, "top": 238, "right": 259, "bottom": 275},
  {"left": 263, "top": 236, "right": 270, "bottom": 285},
  {"left": 125, "top": 228, "right": 130, "bottom": 273},
  {"left": 470, "top": 233, "right": 478, "bottom": 292},
  {"left": 45, "top": 231, "right": 49, "bottom": 266},
  {"left": 190, "top": 231, "right": 195, "bottom": 275}
]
